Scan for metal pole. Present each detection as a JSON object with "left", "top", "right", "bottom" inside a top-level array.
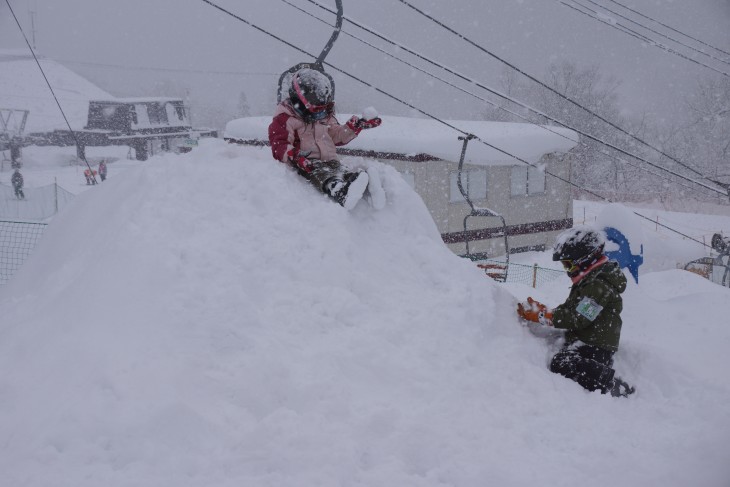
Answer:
[
  {"left": 315, "top": 0, "right": 343, "bottom": 66},
  {"left": 457, "top": 134, "right": 475, "bottom": 209}
]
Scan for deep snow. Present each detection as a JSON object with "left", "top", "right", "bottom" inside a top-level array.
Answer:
[{"left": 1, "top": 140, "right": 729, "bottom": 486}]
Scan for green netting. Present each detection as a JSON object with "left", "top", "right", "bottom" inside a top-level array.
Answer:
[{"left": 480, "top": 259, "right": 565, "bottom": 288}]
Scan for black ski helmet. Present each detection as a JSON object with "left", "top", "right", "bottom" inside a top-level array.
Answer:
[
  {"left": 552, "top": 226, "right": 606, "bottom": 276},
  {"left": 289, "top": 68, "right": 334, "bottom": 121},
  {"left": 711, "top": 233, "right": 729, "bottom": 254}
]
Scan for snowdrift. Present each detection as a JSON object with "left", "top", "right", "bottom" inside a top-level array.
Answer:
[{"left": 0, "top": 140, "right": 728, "bottom": 487}]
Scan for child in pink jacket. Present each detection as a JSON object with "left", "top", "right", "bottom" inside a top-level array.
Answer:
[{"left": 268, "top": 68, "right": 381, "bottom": 209}]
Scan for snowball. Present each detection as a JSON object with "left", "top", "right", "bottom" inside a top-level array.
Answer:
[{"left": 362, "top": 106, "right": 379, "bottom": 120}]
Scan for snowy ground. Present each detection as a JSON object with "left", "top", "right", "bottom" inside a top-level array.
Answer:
[
  {"left": 0, "top": 140, "right": 729, "bottom": 486},
  {"left": 1, "top": 145, "right": 141, "bottom": 194}
]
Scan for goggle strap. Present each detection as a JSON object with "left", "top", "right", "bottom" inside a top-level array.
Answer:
[{"left": 293, "top": 76, "right": 331, "bottom": 113}]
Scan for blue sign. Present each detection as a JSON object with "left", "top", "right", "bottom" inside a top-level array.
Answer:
[{"left": 604, "top": 227, "right": 643, "bottom": 284}]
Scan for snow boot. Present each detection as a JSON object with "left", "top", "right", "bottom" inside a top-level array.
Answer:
[
  {"left": 325, "top": 171, "right": 369, "bottom": 210},
  {"left": 608, "top": 377, "right": 635, "bottom": 398},
  {"left": 365, "top": 166, "right": 386, "bottom": 210}
]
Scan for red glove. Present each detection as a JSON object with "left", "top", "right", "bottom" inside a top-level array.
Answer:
[
  {"left": 287, "top": 149, "right": 313, "bottom": 173},
  {"left": 346, "top": 116, "right": 382, "bottom": 134},
  {"left": 517, "top": 297, "right": 553, "bottom": 325}
]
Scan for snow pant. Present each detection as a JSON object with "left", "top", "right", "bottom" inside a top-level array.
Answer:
[
  {"left": 296, "top": 159, "right": 346, "bottom": 193},
  {"left": 549, "top": 343, "right": 615, "bottom": 393},
  {"left": 13, "top": 187, "right": 24, "bottom": 199}
]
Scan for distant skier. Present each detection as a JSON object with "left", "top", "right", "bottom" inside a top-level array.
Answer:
[
  {"left": 98, "top": 160, "right": 108, "bottom": 182},
  {"left": 517, "top": 225, "right": 635, "bottom": 397},
  {"left": 11, "top": 169, "right": 24, "bottom": 199},
  {"left": 84, "top": 168, "right": 97, "bottom": 185},
  {"left": 268, "top": 68, "right": 382, "bottom": 210}
]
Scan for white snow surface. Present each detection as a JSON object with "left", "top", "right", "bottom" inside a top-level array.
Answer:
[
  {"left": 224, "top": 115, "right": 579, "bottom": 165},
  {"left": 1, "top": 140, "right": 729, "bottom": 486}
]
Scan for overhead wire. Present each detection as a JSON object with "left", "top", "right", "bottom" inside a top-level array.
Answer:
[
  {"left": 198, "top": 0, "right": 716, "bottom": 248},
  {"left": 394, "top": 0, "right": 730, "bottom": 195},
  {"left": 560, "top": 0, "right": 730, "bottom": 79},
  {"left": 4, "top": 0, "right": 97, "bottom": 183},
  {"left": 299, "top": 0, "right": 727, "bottom": 200},
  {"left": 579, "top": 0, "right": 730, "bottom": 68},
  {"left": 283, "top": 0, "right": 725, "bottom": 202},
  {"left": 58, "top": 58, "right": 278, "bottom": 76},
  {"left": 605, "top": 0, "right": 730, "bottom": 58}
]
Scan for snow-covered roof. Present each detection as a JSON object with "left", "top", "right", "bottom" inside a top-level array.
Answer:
[
  {"left": 96, "top": 97, "right": 184, "bottom": 104},
  {"left": 224, "top": 115, "right": 579, "bottom": 165},
  {"left": 0, "top": 52, "right": 113, "bottom": 133}
]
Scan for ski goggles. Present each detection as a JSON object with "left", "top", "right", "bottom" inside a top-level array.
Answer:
[
  {"left": 292, "top": 78, "right": 334, "bottom": 115},
  {"left": 560, "top": 259, "right": 579, "bottom": 273},
  {"left": 309, "top": 107, "right": 333, "bottom": 120}
]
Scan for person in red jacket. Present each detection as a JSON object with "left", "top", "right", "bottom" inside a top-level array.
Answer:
[
  {"left": 268, "top": 68, "right": 381, "bottom": 210},
  {"left": 84, "top": 168, "right": 98, "bottom": 185}
]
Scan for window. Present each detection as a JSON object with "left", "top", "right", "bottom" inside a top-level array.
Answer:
[
  {"left": 400, "top": 171, "right": 415, "bottom": 189},
  {"left": 511, "top": 166, "right": 546, "bottom": 196},
  {"left": 450, "top": 169, "right": 487, "bottom": 203},
  {"left": 146, "top": 103, "right": 168, "bottom": 125}
]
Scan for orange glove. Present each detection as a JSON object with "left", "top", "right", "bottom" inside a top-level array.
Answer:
[{"left": 517, "top": 297, "right": 553, "bottom": 325}]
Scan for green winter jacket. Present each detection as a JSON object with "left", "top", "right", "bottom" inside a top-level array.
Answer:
[{"left": 551, "top": 260, "right": 627, "bottom": 352}]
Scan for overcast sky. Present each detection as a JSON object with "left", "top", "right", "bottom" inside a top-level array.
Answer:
[{"left": 2, "top": 0, "right": 729, "bottom": 127}]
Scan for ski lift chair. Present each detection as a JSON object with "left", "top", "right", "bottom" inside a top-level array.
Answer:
[
  {"left": 683, "top": 233, "right": 730, "bottom": 287},
  {"left": 456, "top": 134, "right": 509, "bottom": 282},
  {"left": 276, "top": 1, "right": 342, "bottom": 105}
]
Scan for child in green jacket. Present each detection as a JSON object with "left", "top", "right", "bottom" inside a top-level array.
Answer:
[{"left": 518, "top": 226, "right": 634, "bottom": 397}]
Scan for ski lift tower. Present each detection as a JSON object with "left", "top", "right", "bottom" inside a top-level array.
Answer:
[
  {"left": 0, "top": 108, "right": 29, "bottom": 169},
  {"left": 276, "top": 0, "right": 343, "bottom": 103}
]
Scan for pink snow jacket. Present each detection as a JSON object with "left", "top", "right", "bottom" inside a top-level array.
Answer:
[{"left": 268, "top": 101, "right": 358, "bottom": 163}]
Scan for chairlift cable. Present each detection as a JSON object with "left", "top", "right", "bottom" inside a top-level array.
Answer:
[
  {"left": 299, "top": 0, "right": 728, "bottom": 199},
  {"left": 604, "top": 0, "right": 730, "bottom": 58},
  {"left": 198, "top": 0, "right": 713, "bottom": 249},
  {"left": 394, "top": 0, "right": 728, "bottom": 193},
  {"left": 4, "top": 0, "right": 97, "bottom": 183},
  {"left": 561, "top": 0, "right": 730, "bottom": 78},
  {"left": 282, "top": 0, "right": 725, "bottom": 201},
  {"left": 579, "top": 0, "right": 730, "bottom": 67}
]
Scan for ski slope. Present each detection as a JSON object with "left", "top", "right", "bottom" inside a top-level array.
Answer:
[{"left": 0, "top": 139, "right": 729, "bottom": 487}]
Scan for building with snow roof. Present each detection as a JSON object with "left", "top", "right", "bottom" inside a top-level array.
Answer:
[
  {"left": 0, "top": 49, "right": 112, "bottom": 134},
  {"left": 0, "top": 50, "right": 215, "bottom": 162},
  {"left": 224, "top": 114, "right": 579, "bottom": 259}
]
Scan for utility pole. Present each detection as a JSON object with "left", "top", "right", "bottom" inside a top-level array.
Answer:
[{"left": 28, "top": 5, "right": 38, "bottom": 50}]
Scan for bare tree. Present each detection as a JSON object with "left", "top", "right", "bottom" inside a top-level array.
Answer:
[{"left": 236, "top": 91, "right": 251, "bottom": 118}]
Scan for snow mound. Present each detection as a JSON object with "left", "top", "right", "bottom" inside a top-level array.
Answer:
[{"left": 0, "top": 140, "right": 729, "bottom": 487}]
